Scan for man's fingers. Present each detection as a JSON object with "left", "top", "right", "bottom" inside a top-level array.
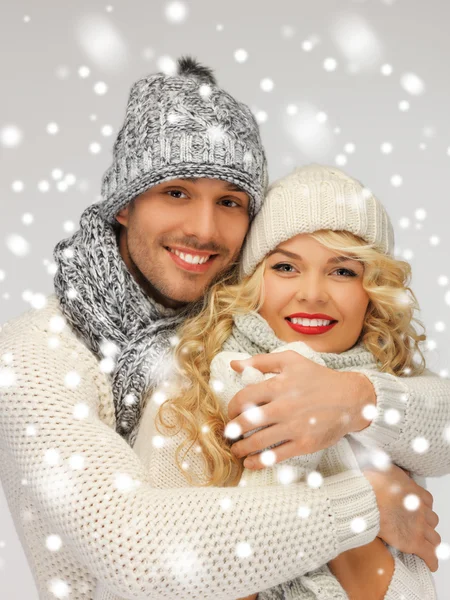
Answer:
[
  {"left": 425, "top": 507, "right": 439, "bottom": 529},
  {"left": 243, "top": 440, "right": 298, "bottom": 470},
  {"left": 417, "top": 540, "right": 439, "bottom": 572},
  {"left": 230, "top": 424, "right": 284, "bottom": 459},
  {"left": 425, "top": 523, "right": 441, "bottom": 548},
  {"left": 227, "top": 379, "right": 274, "bottom": 420},
  {"left": 230, "top": 350, "right": 302, "bottom": 375}
]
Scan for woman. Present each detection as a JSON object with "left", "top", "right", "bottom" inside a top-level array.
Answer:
[{"left": 151, "top": 165, "right": 441, "bottom": 599}]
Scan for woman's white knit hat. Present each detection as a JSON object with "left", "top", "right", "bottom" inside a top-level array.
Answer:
[{"left": 241, "top": 164, "right": 395, "bottom": 276}]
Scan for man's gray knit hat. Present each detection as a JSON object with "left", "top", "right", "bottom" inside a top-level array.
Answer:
[
  {"left": 100, "top": 57, "right": 268, "bottom": 223},
  {"left": 242, "top": 164, "right": 395, "bottom": 276}
]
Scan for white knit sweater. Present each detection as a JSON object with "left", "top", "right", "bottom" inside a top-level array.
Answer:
[
  {"left": 1, "top": 296, "right": 449, "bottom": 600},
  {"left": 205, "top": 343, "right": 437, "bottom": 599}
]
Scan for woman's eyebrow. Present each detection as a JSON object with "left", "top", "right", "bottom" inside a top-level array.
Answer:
[{"left": 267, "top": 249, "right": 361, "bottom": 264}]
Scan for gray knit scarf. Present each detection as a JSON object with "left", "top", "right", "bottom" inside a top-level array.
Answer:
[
  {"left": 53, "top": 203, "right": 189, "bottom": 446},
  {"left": 222, "top": 311, "right": 376, "bottom": 369}
]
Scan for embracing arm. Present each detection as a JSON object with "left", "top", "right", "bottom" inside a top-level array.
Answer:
[
  {"left": 329, "top": 539, "right": 436, "bottom": 600},
  {"left": 349, "top": 367, "right": 450, "bottom": 477},
  {"left": 0, "top": 321, "right": 380, "bottom": 600}
]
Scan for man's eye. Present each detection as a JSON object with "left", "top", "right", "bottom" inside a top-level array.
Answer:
[
  {"left": 220, "top": 199, "right": 239, "bottom": 208},
  {"left": 166, "top": 190, "right": 187, "bottom": 199}
]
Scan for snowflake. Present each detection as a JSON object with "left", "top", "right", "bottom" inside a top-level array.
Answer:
[
  {"left": 69, "top": 454, "right": 85, "bottom": 470},
  {"left": 307, "top": 471, "right": 323, "bottom": 488},
  {"left": 47, "top": 122, "right": 59, "bottom": 135},
  {"left": 0, "top": 368, "right": 16, "bottom": 388},
  {"left": 351, "top": 517, "right": 367, "bottom": 533},
  {"left": 260, "top": 78, "right": 274, "bottom": 92},
  {"left": 157, "top": 55, "right": 176, "bottom": 75},
  {"left": 65, "top": 371, "right": 81, "bottom": 389},
  {"left": 381, "top": 64, "right": 393, "bottom": 76},
  {"left": 46, "top": 535, "right": 63, "bottom": 552},
  {"left": 164, "top": 1, "right": 188, "bottom": 24},
  {"left": 48, "top": 578, "right": 70, "bottom": 598},
  {"left": 323, "top": 57, "right": 338, "bottom": 72},
  {"left": 11, "top": 180, "right": 24, "bottom": 192},
  {"left": 6, "top": 234, "right": 30, "bottom": 257},
  {"left": 401, "top": 72, "right": 425, "bottom": 96},
  {"left": 331, "top": 14, "right": 382, "bottom": 72},
  {"left": 362, "top": 404, "right": 378, "bottom": 420},
  {"left": 224, "top": 422, "right": 242, "bottom": 439},
  {"left": 73, "top": 403, "right": 90, "bottom": 419},
  {"left": 234, "top": 49, "right": 248, "bottom": 63},
  {"left": 298, "top": 505, "right": 311, "bottom": 518},
  {"left": 403, "top": 494, "right": 420, "bottom": 511},
  {"left": 93, "top": 81, "right": 108, "bottom": 95},
  {"left": 412, "top": 437, "right": 429, "bottom": 454},
  {"left": 44, "top": 449, "right": 60, "bottom": 466},
  {"left": 277, "top": 465, "right": 296, "bottom": 485},
  {"left": 76, "top": 15, "right": 127, "bottom": 71},
  {"left": 220, "top": 497, "right": 232, "bottom": 510},
  {"left": 1, "top": 125, "right": 23, "bottom": 148},
  {"left": 22, "top": 213, "right": 34, "bottom": 225},
  {"left": 236, "top": 542, "right": 252, "bottom": 558},
  {"left": 243, "top": 405, "right": 264, "bottom": 425}
]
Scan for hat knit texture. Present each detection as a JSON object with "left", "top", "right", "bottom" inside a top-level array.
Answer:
[
  {"left": 100, "top": 56, "right": 268, "bottom": 222},
  {"left": 241, "top": 164, "right": 395, "bottom": 276}
]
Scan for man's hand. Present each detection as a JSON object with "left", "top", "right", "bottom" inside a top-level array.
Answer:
[
  {"left": 364, "top": 464, "right": 441, "bottom": 572},
  {"left": 227, "top": 350, "right": 376, "bottom": 468}
]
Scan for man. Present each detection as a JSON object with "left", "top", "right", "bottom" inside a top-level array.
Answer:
[{"left": 0, "top": 57, "right": 447, "bottom": 599}]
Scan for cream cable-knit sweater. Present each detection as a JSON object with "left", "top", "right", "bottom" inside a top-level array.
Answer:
[
  {"left": 205, "top": 343, "right": 437, "bottom": 599},
  {"left": 1, "top": 296, "right": 449, "bottom": 600}
]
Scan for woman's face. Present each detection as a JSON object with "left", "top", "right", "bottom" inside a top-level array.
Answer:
[{"left": 259, "top": 233, "right": 370, "bottom": 353}]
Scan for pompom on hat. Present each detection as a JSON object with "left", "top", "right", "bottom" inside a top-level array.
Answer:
[
  {"left": 241, "top": 164, "right": 395, "bottom": 277},
  {"left": 100, "top": 56, "right": 268, "bottom": 223}
]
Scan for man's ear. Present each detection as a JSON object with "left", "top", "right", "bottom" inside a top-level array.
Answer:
[{"left": 115, "top": 205, "right": 130, "bottom": 227}]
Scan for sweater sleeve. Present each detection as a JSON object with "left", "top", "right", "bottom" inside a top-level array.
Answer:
[
  {"left": 0, "top": 321, "right": 380, "bottom": 600},
  {"left": 384, "top": 547, "right": 437, "bottom": 600},
  {"left": 348, "top": 367, "right": 450, "bottom": 477}
]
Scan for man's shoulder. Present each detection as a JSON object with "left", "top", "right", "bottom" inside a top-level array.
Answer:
[
  {"left": 0, "top": 295, "right": 90, "bottom": 356},
  {"left": 1, "top": 295, "right": 63, "bottom": 337}
]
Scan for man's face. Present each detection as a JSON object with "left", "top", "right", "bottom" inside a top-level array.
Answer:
[{"left": 116, "top": 177, "right": 250, "bottom": 308}]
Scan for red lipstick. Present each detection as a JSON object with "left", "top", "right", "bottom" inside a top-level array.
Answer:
[{"left": 286, "top": 313, "right": 338, "bottom": 336}]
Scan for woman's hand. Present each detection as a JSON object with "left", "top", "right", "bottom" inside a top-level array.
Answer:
[
  {"left": 227, "top": 351, "right": 375, "bottom": 466},
  {"left": 328, "top": 538, "right": 394, "bottom": 599},
  {"left": 364, "top": 464, "right": 441, "bottom": 571}
]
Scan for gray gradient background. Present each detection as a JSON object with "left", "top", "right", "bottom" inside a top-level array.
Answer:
[{"left": 1, "top": 0, "right": 450, "bottom": 598}]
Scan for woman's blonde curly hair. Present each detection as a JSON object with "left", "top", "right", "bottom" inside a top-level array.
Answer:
[{"left": 154, "top": 230, "right": 427, "bottom": 488}]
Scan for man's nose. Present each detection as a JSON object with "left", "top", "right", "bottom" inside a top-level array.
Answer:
[{"left": 182, "top": 199, "right": 219, "bottom": 244}]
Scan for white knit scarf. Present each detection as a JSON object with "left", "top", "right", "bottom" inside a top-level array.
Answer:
[{"left": 222, "top": 311, "right": 375, "bottom": 370}]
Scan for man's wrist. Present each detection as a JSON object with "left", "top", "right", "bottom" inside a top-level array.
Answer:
[{"left": 346, "top": 372, "right": 377, "bottom": 433}]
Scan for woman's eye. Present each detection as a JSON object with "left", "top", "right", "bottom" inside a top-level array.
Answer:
[
  {"left": 334, "top": 268, "right": 357, "bottom": 277},
  {"left": 166, "top": 190, "right": 187, "bottom": 199},
  {"left": 272, "top": 263, "right": 295, "bottom": 273}
]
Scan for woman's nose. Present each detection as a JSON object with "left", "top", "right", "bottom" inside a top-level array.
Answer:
[{"left": 294, "top": 274, "right": 329, "bottom": 303}]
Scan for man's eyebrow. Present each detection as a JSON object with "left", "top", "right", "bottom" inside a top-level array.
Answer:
[
  {"left": 174, "top": 178, "right": 246, "bottom": 194},
  {"left": 267, "top": 249, "right": 362, "bottom": 264},
  {"left": 224, "top": 182, "right": 246, "bottom": 193}
]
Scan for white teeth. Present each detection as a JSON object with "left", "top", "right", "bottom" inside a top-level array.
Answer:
[
  {"left": 171, "top": 248, "right": 210, "bottom": 264},
  {"left": 290, "top": 318, "right": 332, "bottom": 326}
]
